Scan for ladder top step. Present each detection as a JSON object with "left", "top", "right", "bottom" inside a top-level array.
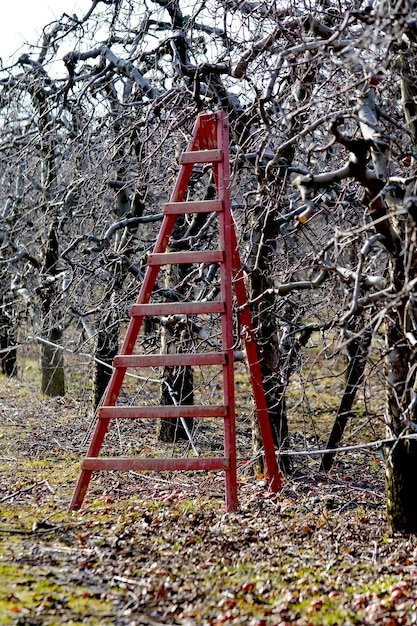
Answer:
[
  {"left": 130, "top": 301, "right": 225, "bottom": 317},
  {"left": 82, "top": 457, "right": 230, "bottom": 472},
  {"left": 114, "top": 352, "right": 227, "bottom": 368},
  {"left": 164, "top": 200, "right": 223, "bottom": 215},
  {"left": 98, "top": 405, "right": 228, "bottom": 419},
  {"left": 180, "top": 149, "right": 223, "bottom": 164},
  {"left": 148, "top": 250, "right": 224, "bottom": 266}
]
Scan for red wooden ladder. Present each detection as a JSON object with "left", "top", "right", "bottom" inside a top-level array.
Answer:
[{"left": 70, "top": 111, "right": 281, "bottom": 512}]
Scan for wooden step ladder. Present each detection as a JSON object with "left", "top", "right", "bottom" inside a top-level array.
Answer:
[{"left": 70, "top": 111, "right": 281, "bottom": 512}]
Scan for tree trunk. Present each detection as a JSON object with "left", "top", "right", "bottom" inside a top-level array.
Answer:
[
  {"left": 386, "top": 438, "right": 417, "bottom": 533},
  {"left": 0, "top": 311, "right": 16, "bottom": 377},
  {"left": 382, "top": 63, "right": 417, "bottom": 533},
  {"left": 156, "top": 193, "right": 210, "bottom": 442},
  {"left": 157, "top": 348, "right": 194, "bottom": 442},
  {"left": 321, "top": 325, "right": 371, "bottom": 471},
  {"left": 247, "top": 124, "right": 298, "bottom": 472},
  {"left": 92, "top": 303, "right": 120, "bottom": 410},
  {"left": 250, "top": 253, "right": 291, "bottom": 473},
  {"left": 384, "top": 308, "right": 417, "bottom": 532},
  {"left": 39, "top": 223, "right": 65, "bottom": 397},
  {"left": 157, "top": 292, "right": 194, "bottom": 442},
  {"left": 382, "top": 184, "right": 417, "bottom": 533},
  {"left": 41, "top": 326, "right": 65, "bottom": 396}
]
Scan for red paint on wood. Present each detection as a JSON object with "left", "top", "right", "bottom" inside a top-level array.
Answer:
[
  {"left": 164, "top": 200, "right": 223, "bottom": 214},
  {"left": 113, "top": 352, "right": 226, "bottom": 368},
  {"left": 98, "top": 405, "right": 228, "bottom": 419},
  {"left": 130, "top": 301, "right": 225, "bottom": 317},
  {"left": 180, "top": 149, "right": 223, "bottom": 164},
  {"left": 82, "top": 457, "right": 230, "bottom": 472},
  {"left": 148, "top": 250, "right": 224, "bottom": 266}
]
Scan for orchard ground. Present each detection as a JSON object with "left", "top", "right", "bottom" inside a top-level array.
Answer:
[{"left": 1, "top": 373, "right": 417, "bottom": 626}]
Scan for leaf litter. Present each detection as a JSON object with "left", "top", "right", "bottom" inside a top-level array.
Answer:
[{"left": 1, "top": 377, "right": 417, "bottom": 625}]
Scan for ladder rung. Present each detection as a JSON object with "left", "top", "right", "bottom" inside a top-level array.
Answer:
[
  {"left": 164, "top": 200, "right": 223, "bottom": 215},
  {"left": 98, "top": 405, "right": 228, "bottom": 419},
  {"left": 82, "top": 457, "right": 230, "bottom": 472},
  {"left": 148, "top": 250, "right": 224, "bottom": 265},
  {"left": 130, "top": 301, "right": 225, "bottom": 316},
  {"left": 114, "top": 352, "right": 227, "bottom": 368},
  {"left": 180, "top": 149, "right": 223, "bottom": 164}
]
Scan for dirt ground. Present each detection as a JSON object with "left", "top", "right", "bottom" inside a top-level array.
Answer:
[{"left": 1, "top": 375, "right": 417, "bottom": 626}]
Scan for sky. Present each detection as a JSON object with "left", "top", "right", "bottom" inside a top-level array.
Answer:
[{"left": 0, "top": 0, "right": 93, "bottom": 65}]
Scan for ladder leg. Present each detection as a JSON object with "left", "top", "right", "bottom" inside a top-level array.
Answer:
[
  {"left": 225, "top": 465, "right": 238, "bottom": 512},
  {"left": 69, "top": 469, "right": 94, "bottom": 511},
  {"left": 224, "top": 401, "right": 238, "bottom": 511},
  {"left": 69, "top": 418, "right": 111, "bottom": 510},
  {"left": 231, "top": 227, "right": 282, "bottom": 493},
  {"left": 217, "top": 111, "right": 238, "bottom": 511}
]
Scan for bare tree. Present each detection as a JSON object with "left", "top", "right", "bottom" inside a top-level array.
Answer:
[{"left": 2, "top": 0, "right": 417, "bottom": 530}]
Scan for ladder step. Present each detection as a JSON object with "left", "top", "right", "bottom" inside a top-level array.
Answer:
[
  {"left": 164, "top": 200, "right": 223, "bottom": 215},
  {"left": 180, "top": 149, "right": 223, "bottom": 164},
  {"left": 130, "top": 301, "right": 225, "bottom": 316},
  {"left": 114, "top": 352, "right": 227, "bottom": 368},
  {"left": 148, "top": 250, "right": 224, "bottom": 265},
  {"left": 98, "top": 405, "right": 228, "bottom": 419},
  {"left": 82, "top": 457, "right": 230, "bottom": 472}
]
